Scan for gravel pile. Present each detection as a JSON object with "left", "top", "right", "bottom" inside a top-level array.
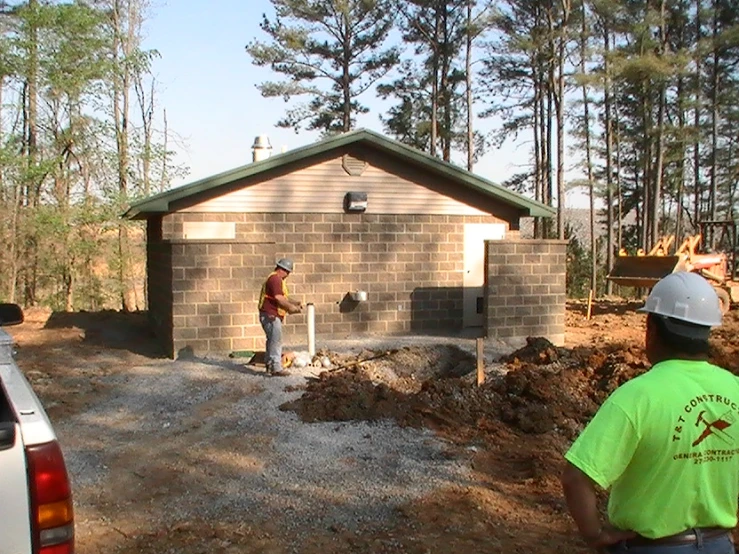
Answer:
[{"left": 58, "top": 355, "right": 471, "bottom": 545}]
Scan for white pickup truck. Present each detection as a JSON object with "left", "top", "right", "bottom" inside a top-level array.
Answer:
[{"left": 0, "top": 303, "right": 75, "bottom": 554}]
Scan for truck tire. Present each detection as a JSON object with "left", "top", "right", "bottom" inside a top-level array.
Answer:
[{"left": 715, "top": 286, "right": 731, "bottom": 314}]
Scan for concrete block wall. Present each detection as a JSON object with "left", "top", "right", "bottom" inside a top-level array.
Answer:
[
  {"left": 146, "top": 218, "right": 173, "bottom": 356},
  {"left": 485, "top": 239, "right": 567, "bottom": 346},
  {"left": 158, "top": 212, "right": 504, "bottom": 357}
]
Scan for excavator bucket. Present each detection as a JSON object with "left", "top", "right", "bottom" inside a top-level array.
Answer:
[{"left": 607, "top": 255, "right": 686, "bottom": 289}]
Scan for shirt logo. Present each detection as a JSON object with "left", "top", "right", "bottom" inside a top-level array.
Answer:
[
  {"left": 692, "top": 410, "right": 735, "bottom": 447},
  {"left": 671, "top": 395, "right": 739, "bottom": 464}
]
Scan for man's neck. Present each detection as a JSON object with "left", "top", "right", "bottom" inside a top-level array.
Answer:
[{"left": 650, "top": 352, "right": 708, "bottom": 365}]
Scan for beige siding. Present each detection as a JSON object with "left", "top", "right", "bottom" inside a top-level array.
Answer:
[{"left": 179, "top": 156, "right": 489, "bottom": 216}]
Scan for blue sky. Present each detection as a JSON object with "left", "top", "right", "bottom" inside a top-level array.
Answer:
[{"left": 143, "top": 0, "right": 587, "bottom": 207}]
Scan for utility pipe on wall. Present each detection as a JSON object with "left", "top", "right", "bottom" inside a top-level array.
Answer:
[{"left": 307, "top": 303, "right": 316, "bottom": 357}]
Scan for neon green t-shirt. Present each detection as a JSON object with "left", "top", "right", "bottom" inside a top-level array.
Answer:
[{"left": 565, "top": 359, "right": 739, "bottom": 538}]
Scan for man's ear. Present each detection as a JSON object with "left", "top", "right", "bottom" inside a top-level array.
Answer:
[
  {"left": 645, "top": 313, "right": 657, "bottom": 333},
  {"left": 644, "top": 313, "right": 659, "bottom": 353}
]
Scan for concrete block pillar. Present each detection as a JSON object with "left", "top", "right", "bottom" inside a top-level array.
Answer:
[{"left": 485, "top": 239, "right": 567, "bottom": 346}]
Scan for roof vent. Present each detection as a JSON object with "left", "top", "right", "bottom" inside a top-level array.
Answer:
[
  {"left": 342, "top": 154, "right": 367, "bottom": 176},
  {"left": 252, "top": 135, "right": 272, "bottom": 162}
]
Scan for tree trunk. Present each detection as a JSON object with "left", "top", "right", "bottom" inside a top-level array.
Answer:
[
  {"left": 641, "top": 92, "right": 651, "bottom": 251},
  {"left": 135, "top": 74, "right": 154, "bottom": 195},
  {"left": 161, "top": 108, "right": 169, "bottom": 193},
  {"left": 2, "top": 76, "right": 20, "bottom": 303},
  {"left": 114, "top": 0, "right": 138, "bottom": 312},
  {"left": 615, "top": 94, "right": 623, "bottom": 252},
  {"left": 676, "top": 76, "right": 686, "bottom": 242},
  {"left": 342, "top": 8, "right": 351, "bottom": 132},
  {"left": 693, "top": 0, "right": 702, "bottom": 228},
  {"left": 24, "top": 0, "right": 40, "bottom": 306},
  {"left": 652, "top": 85, "right": 665, "bottom": 249},
  {"left": 440, "top": 5, "right": 451, "bottom": 162},
  {"left": 533, "top": 63, "right": 542, "bottom": 239},
  {"left": 634, "top": 151, "right": 643, "bottom": 249},
  {"left": 546, "top": 73, "right": 553, "bottom": 238},
  {"left": 555, "top": 1, "right": 569, "bottom": 240},
  {"left": 650, "top": 0, "right": 667, "bottom": 249},
  {"left": 603, "top": 23, "right": 614, "bottom": 294},
  {"left": 430, "top": 8, "right": 440, "bottom": 157},
  {"left": 465, "top": 0, "right": 473, "bottom": 171},
  {"left": 580, "top": 1, "right": 596, "bottom": 293},
  {"left": 709, "top": 2, "right": 719, "bottom": 232},
  {"left": 545, "top": 6, "right": 554, "bottom": 240}
]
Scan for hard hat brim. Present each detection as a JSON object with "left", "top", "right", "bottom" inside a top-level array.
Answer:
[{"left": 660, "top": 315, "right": 711, "bottom": 340}]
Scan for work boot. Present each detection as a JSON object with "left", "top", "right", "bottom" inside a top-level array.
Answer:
[{"left": 270, "top": 369, "right": 291, "bottom": 377}]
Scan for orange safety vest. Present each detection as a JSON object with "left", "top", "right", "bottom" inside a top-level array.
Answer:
[{"left": 258, "top": 272, "right": 289, "bottom": 318}]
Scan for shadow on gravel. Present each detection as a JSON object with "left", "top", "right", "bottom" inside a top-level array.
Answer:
[
  {"left": 44, "top": 310, "right": 166, "bottom": 358},
  {"left": 176, "top": 349, "right": 267, "bottom": 377}
]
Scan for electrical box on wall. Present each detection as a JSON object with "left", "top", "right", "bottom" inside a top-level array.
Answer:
[{"left": 344, "top": 191, "right": 368, "bottom": 212}]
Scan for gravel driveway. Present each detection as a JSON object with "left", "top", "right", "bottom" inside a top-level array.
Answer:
[{"left": 59, "top": 352, "right": 473, "bottom": 552}]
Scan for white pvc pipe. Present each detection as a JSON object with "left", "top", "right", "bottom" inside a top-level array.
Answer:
[{"left": 307, "top": 303, "right": 316, "bottom": 357}]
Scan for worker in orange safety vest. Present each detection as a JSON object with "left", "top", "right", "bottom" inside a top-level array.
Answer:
[{"left": 258, "top": 258, "right": 302, "bottom": 376}]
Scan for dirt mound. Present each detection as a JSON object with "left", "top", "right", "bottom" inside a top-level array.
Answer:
[
  {"left": 493, "top": 343, "right": 649, "bottom": 435},
  {"left": 499, "top": 336, "right": 563, "bottom": 365},
  {"left": 707, "top": 310, "right": 739, "bottom": 376},
  {"left": 288, "top": 309, "right": 739, "bottom": 446},
  {"left": 281, "top": 369, "right": 408, "bottom": 422},
  {"left": 284, "top": 339, "right": 654, "bottom": 441},
  {"left": 282, "top": 345, "right": 479, "bottom": 424}
]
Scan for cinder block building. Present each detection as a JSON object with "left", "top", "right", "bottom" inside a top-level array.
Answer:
[{"left": 124, "top": 129, "right": 564, "bottom": 358}]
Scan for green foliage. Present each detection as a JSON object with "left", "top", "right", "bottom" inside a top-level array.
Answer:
[
  {"left": 3, "top": 0, "right": 739, "bottom": 313},
  {"left": 246, "top": 0, "right": 399, "bottom": 134},
  {"left": 379, "top": 0, "right": 470, "bottom": 158},
  {"left": 566, "top": 224, "right": 593, "bottom": 299},
  {"left": 377, "top": 61, "right": 434, "bottom": 150},
  {"left": 478, "top": 0, "right": 557, "bottom": 200},
  {"left": 0, "top": 0, "right": 183, "bottom": 309}
]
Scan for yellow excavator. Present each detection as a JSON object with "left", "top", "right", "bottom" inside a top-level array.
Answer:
[{"left": 607, "top": 222, "right": 739, "bottom": 313}]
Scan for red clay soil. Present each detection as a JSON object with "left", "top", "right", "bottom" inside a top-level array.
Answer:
[
  {"left": 284, "top": 304, "right": 739, "bottom": 553},
  {"left": 287, "top": 339, "right": 654, "bottom": 440},
  {"left": 10, "top": 302, "right": 739, "bottom": 554}
]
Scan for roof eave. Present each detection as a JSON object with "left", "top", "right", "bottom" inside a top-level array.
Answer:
[
  {"left": 527, "top": 205, "right": 557, "bottom": 218},
  {"left": 123, "top": 199, "right": 170, "bottom": 220}
]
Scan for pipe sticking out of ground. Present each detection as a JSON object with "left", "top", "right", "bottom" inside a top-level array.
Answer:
[{"left": 307, "top": 303, "right": 316, "bottom": 357}]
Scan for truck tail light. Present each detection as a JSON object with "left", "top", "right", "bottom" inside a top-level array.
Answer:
[{"left": 26, "top": 441, "right": 75, "bottom": 554}]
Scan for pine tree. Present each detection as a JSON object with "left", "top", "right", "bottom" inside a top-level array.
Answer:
[
  {"left": 480, "top": 0, "right": 555, "bottom": 236},
  {"left": 382, "top": 0, "right": 468, "bottom": 160},
  {"left": 377, "top": 61, "right": 435, "bottom": 151},
  {"left": 246, "top": 0, "right": 399, "bottom": 134}
]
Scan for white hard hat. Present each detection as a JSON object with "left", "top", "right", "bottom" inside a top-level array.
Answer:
[
  {"left": 638, "top": 272, "right": 722, "bottom": 337},
  {"left": 276, "top": 258, "right": 294, "bottom": 273}
]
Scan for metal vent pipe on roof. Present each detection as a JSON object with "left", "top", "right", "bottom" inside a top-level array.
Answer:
[{"left": 252, "top": 135, "right": 272, "bottom": 162}]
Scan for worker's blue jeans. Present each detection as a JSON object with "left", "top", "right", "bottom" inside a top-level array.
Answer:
[
  {"left": 259, "top": 313, "right": 283, "bottom": 372},
  {"left": 608, "top": 531, "right": 733, "bottom": 553}
]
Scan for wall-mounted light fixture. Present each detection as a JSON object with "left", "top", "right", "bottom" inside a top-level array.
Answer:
[{"left": 344, "top": 191, "right": 368, "bottom": 212}]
